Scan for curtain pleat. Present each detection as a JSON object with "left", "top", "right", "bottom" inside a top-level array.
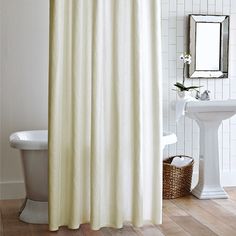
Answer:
[{"left": 49, "top": 0, "right": 162, "bottom": 231}]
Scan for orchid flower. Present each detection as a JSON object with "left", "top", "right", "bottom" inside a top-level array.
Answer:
[
  {"left": 173, "top": 53, "right": 202, "bottom": 92},
  {"left": 180, "top": 53, "right": 192, "bottom": 65},
  {"left": 180, "top": 53, "right": 191, "bottom": 85}
]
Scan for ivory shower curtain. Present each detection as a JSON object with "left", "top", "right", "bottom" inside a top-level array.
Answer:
[{"left": 49, "top": 0, "right": 162, "bottom": 231}]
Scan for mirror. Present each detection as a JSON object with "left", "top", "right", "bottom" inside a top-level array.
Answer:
[{"left": 189, "top": 15, "right": 229, "bottom": 78}]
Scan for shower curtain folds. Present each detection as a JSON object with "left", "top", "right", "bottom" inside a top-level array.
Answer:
[{"left": 49, "top": 0, "right": 162, "bottom": 231}]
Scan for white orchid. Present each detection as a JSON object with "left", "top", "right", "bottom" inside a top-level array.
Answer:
[
  {"left": 180, "top": 52, "right": 191, "bottom": 85},
  {"left": 173, "top": 53, "right": 202, "bottom": 92},
  {"left": 180, "top": 53, "right": 192, "bottom": 65}
]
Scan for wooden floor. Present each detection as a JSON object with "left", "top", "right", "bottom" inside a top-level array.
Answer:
[{"left": 1, "top": 188, "right": 236, "bottom": 236}]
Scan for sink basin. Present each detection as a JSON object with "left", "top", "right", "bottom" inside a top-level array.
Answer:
[
  {"left": 162, "top": 132, "right": 177, "bottom": 149},
  {"left": 185, "top": 99, "right": 236, "bottom": 199},
  {"left": 186, "top": 99, "right": 236, "bottom": 113}
]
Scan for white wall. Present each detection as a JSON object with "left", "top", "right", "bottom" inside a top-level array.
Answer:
[
  {"left": 0, "top": 0, "right": 49, "bottom": 199},
  {"left": 162, "top": 0, "right": 236, "bottom": 186}
]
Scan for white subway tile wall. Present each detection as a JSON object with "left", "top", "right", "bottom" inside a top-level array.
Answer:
[{"left": 162, "top": 0, "right": 236, "bottom": 185}]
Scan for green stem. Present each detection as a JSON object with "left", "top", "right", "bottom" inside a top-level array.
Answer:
[{"left": 183, "top": 63, "right": 185, "bottom": 85}]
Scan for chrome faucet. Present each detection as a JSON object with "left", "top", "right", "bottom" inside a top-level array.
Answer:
[
  {"left": 195, "top": 90, "right": 211, "bottom": 101},
  {"left": 200, "top": 90, "right": 211, "bottom": 100}
]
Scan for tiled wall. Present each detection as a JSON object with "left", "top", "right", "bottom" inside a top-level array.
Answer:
[{"left": 162, "top": 0, "right": 236, "bottom": 186}]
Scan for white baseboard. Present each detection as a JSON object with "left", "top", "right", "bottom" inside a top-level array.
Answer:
[{"left": 0, "top": 181, "right": 25, "bottom": 200}]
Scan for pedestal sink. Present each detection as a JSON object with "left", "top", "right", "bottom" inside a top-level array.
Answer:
[{"left": 185, "top": 99, "right": 236, "bottom": 199}]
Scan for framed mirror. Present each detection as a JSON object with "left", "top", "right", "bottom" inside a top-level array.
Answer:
[{"left": 189, "top": 14, "right": 230, "bottom": 78}]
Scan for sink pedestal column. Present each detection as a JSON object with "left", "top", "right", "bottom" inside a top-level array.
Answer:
[
  {"left": 183, "top": 100, "right": 236, "bottom": 199},
  {"left": 190, "top": 113, "right": 230, "bottom": 199}
]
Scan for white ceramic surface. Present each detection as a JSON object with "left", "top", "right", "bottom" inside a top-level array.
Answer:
[
  {"left": 185, "top": 99, "right": 236, "bottom": 199},
  {"left": 10, "top": 130, "right": 48, "bottom": 224},
  {"left": 162, "top": 131, "right": 177, "bottom": 148},
  {"left": 19, "top": 199, "right": 48, "bottom": 224},
  {"left": 177, "top": 90, "right": 193, "bottom": 99},
  {"left": 10, "top": 130, "right": 48, "bottom": 150}
]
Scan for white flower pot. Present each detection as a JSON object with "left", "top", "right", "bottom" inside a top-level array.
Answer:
[{"left": 177, "top": 90, "right": 192, "bottom": 99}]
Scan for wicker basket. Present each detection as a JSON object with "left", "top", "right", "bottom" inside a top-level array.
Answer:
[{"left": 163, "top": 155, "right": 194, "bottom": 199}]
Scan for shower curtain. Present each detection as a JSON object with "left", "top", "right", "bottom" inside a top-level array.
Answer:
[{"left": 49, "top": 0, "right": 162, "bottom": 231}]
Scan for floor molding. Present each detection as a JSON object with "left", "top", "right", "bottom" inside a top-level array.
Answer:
[{"left": 0, "top": 180, "right": 25, "bottom": 200}]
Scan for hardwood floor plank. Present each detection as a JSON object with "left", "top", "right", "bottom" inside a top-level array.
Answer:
[
  {"left": 81, "top": 223, "right": 104, "bottom": 236},
  {"left": 30, "top": 225, "right": 84, "bottom": 236},
  {"left": 188, "top": 196, "right": 236, "bottom": 231},
  {"left": 172, "top": 196, "right": 236, "bottom": 236},
  {"left": 1, "top": 199, "right": 32, "bottom": 236},
  {"left": 98, "top": 227, "right": 113, "bottom": 236},
  {"left": 132, "top": 224, "right": 165, "bottom": 236},
  {"left": 3, "top": 189, "right": 236, "bottom": 235},
  {"left": 54, "top": 227, "right": 84, "bottom": 236},
  {"left": 170, "top": 216, "right": 217, "bottom": 236},
  {"left": 158, "top": 213, "right": 191, "bottom": 236},
  {"left": 224, "top": 187, "right": 236, "bottom": 203},
  {"left": 163, "top": 200, "right": 189, "bottom": 217},
  {"left": 213, "top": 198, "right": 236, "bottom": 216},
  {"left": 101, "top": 226, "right": 137, "bottom": 236},
  {"left": 0, "top": 211, "right": 3, "bottom": 236}
]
